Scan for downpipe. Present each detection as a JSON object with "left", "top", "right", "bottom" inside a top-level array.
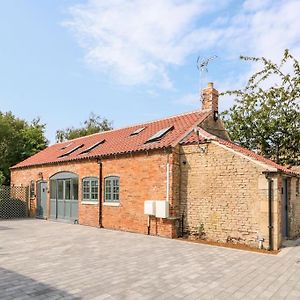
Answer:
[
  {"left": 166, "top": 160, "right": 170, "bottom": 203},
  {"left": 264, "top": 173, "right": 274, "bottom": 251},
  {"left": 98, "top": 160, "right": 103, "bottom": 228}
]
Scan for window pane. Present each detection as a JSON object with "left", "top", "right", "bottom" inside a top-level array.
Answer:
[
  {"left": 91, "top": 180, "right": 98, "bottom": 193},
  {"left": 105, "top": 179, "right": 111, "bottom": 201},
  {"left": 57, "top": 180, "right": 64, "bottom": 199},
  {"left": 73, "top": 178, "right": 79, "bottom": 200},
  {"left": 113, "top": 178, "right": 119, "bottom": 202},
  {"left": 65, "top": 180, "right": 71, "bottom": 200},
  {"left": 83, "top": 180, "right": 90, "bottom": 200},
  {"left": 91, "top": 180, "right": 98, "bottom": 200},
  {"left": 83, "top": 181, "right": 90, "bottom": 194},
  {"left": 91, "top": 192, "right": 98, "bottom": 200},
  {"left": 50, "top": 180, "right": 56, "bottom": 199}
]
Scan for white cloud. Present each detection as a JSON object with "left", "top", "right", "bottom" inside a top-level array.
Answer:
[
  {"left": 227, "top": 0, "right": 300, "bottom": 60},
  {"left": 65, "top": 0, "right": 300, "bottom": 92},
  {"left": 64, "top": 0, "right": 223, "bottom": 88},
  {"left": 243, "top": 0, "right": 273, "bottom": 12},
  {"left": 176, "top": 0, "right": 300, "bottom": 110}
]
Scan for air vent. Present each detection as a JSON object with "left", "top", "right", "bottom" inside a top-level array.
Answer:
[
  {"left": 78, "top": 140, "right": 105, "bottom": 155},
  {"left": 145, "top": 126, "right": 174, "bottom": 143}
]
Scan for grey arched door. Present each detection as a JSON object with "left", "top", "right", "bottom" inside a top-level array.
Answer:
[{"left": 49, "top": 172, "right": 79, "bottom": 222}]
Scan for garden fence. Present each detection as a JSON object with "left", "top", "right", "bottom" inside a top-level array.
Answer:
[{"left": 0, "top": 185, "right": 29, "bottom": 219}]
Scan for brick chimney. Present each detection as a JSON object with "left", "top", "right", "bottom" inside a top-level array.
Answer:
[{"left": 202, "top": 82, "right": 218, "bottom": 113}]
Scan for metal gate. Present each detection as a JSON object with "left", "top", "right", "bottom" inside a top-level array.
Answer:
[{"left": 0, "top": 186, "right": 29, "bottom": 219}]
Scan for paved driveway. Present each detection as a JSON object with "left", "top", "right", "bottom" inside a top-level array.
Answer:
[{"left": 1, "top": 220, "right": 300, "bottom": 300}]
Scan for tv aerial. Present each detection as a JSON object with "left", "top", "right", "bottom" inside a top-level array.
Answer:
[
  {"left": 197, "top": 55, "right": 218, "bottom": 103},
  {"left": 197, "top": 55, "right": 217, "bottom": 73}
]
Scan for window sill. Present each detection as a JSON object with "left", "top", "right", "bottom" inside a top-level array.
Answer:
[
  {"left": 103, "top": 202, "right": 120, "bottom": 207},
  {"left": 81, "top": 201, "right": 98, "bottom": 205}
]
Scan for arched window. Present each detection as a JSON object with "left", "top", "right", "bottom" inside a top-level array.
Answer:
[
  {"left": 104, "top": 176, "right": 120, "bottom": 203},
  {"left": 82, "top": 177, "right": 99, "bottom": 203}
]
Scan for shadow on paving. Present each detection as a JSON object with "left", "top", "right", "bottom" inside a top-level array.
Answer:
[
  {"left": 282, "top": 238, "right": 300, "bottom": 248},
  {"left": 0, "top": 225, "right": 12, "bottom": 230},
  {"left": 0, "top": 267, "right": 79, "bottom": 299}
]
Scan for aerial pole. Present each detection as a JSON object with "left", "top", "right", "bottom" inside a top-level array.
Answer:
[{"left": 197, "top": 55, "right": 218, "bottom": 105}]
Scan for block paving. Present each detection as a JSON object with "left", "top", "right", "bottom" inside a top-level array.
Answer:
[{"left": 1, "top": 219, "right": 300, "bottom": 299}]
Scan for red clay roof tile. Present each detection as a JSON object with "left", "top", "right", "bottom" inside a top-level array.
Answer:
[
  {"left": 12, "top": 110, "right": 210, "bottom": 169},
  {"left": 181, "top": 128, "right": 300, "bottom": 176}
]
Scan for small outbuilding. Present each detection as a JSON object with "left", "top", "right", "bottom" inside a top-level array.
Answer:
[{"left": 10, "top": 83, "right": 300, "bottom": 250}]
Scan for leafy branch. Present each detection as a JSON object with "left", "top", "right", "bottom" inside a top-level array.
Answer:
[{"left": 221, "top": 49, "right": 300, "bottom": 166}]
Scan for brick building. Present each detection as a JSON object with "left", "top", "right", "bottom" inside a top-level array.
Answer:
[{"left": 10, "top": 83, "right": 300, "bottom": 250}]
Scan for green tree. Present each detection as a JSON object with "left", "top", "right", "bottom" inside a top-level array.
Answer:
[
  {"left": 0, "top": 171, "right": 5, "bottom": 185},
  {"left": 0, "top": 112, "right": 48, "bottom": 184},
  {"left": 222, "top": 49, "right": 300, "bottom": 166},
  {"left": 56, "top": 113, "right": 113, "bottom": 142}
]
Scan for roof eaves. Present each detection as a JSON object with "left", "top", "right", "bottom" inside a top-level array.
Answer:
[
  {"left": 263, "top": 169, "right": 300, "bottom": 177},
  {"left": 10, "top": 156, "right": 100, "bottom": 170},
  {"left": 10, "top": 145, "right": 172, "bottom": 170}
]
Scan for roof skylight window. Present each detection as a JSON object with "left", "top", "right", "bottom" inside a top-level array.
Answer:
[
  {"left": 60, "top": 143, "right": 72, "bottom": 150},
  {"left": 78, "top": 140, "right": 105, "bottom": 155},
  {"left": 58, "top": 144, "right": 84, "bottom": 158},
  {"left": 130, "top": 127, "right": 146, "bottom": 136},
  {"left": 145, "top": 126, "right": 174, "bottom": 143}
]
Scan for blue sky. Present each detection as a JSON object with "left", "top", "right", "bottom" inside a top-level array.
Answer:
[{"left": 1, "top": 0, "right": 299, "bottom": 143}]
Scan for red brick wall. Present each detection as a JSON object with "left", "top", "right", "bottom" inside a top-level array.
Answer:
[
  {"left": 100, "top": 151, "right": 176, "bottom": 236},
  {"left": 10, "top": 150, "right": 177, "bottom": 237}
]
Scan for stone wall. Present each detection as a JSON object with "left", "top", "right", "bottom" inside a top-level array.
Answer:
[
  {"left": 179, "top": 142, "right": 280, "bottom": 249},
  {"left": 288, "top": 176, "right": 300, "bottom": 238},
  {"left": 200, "top": 114, "right": 230, "bottom": 141}
]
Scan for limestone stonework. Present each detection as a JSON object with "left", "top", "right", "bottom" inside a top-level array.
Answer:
[{"left": 179, "top": 142, "right": 299, "bottom": 250}]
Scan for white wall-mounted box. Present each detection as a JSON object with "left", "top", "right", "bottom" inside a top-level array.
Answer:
[
  {"left": 144, "top": 200, "right": 156, "bottom": 215},
  {"left": 155, "top": 200, "right": 169, "bottom": 218}
]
